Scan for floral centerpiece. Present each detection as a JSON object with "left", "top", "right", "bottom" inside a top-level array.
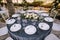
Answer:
[{"left": 21, "top": 12, "right": 40, "bottom": 20}]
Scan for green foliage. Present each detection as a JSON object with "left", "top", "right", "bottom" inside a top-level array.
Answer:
[
  {"left": 22, "top": 0, "right": 43, "bottom": 6},
  {"left": 33, "top": 1, "right": 43, "bottom": 6},
  {"left": 0, "top": 0, "right": 2, "bottom": 3}
]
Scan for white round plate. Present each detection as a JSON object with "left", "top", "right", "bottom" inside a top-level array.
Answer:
[
  {"left": 38, "top": 23, "right": 50, "bottom": 30},
  {"left": 20, "top": 11, "right": 26, "bottom": 13},
  {"left": 26, "top": 10, "right": 33, "bottom": 13},
  {"left": 6, "top": 19, "right": 16, "bottom": 24},
  {"left": 33, "top": 10, "right": 40, "bottom": 13},
  {"left": 44, "top": 17, "right": 54, "bottom": 22},
  {"left": 10, "top": 24, "right": 21, "bottom": 32},
  {"left": 40, "top": 13, "right": 49, "bottom": 16},
  {"left": 39, "top": 10, "right": 47, "bottom": 13},
  {"left": 12, "top": 14, "right": 20, "bottom": 17},
  {"left": 24, "top": 25, "right": 37, "bottom": 35}
]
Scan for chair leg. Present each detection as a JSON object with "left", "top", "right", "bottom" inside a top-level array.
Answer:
[{"left": 1, "top": 14, "right": 6, "bottom": 21}]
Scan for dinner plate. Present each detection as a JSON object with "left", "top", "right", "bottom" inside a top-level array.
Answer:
[
  {"left": 12, "top": 14, "right": 20, "bottom": 17},
  {"left": 26, "top": 10, "right": 33, "bottom": 12},
  {"left": 24, "top": 25, "right": 37, "bottom": 35},
  {"left": 40, "top": 13, "right": 49, "bottom": 16},
  {"left": 38, "top": 23, "right": 50, "bottom": 30},
  {"left": 44, "top": 17, "right": 54, "bottom": 22},
  {"left": 10, "top": 24, "right": 21, "bottom": 32},
  {"left": 33, "top": 10, "right": 40, "bottom": 13},
  {"left": 6, "top": 19, "right": 16, "bottom": 24},
  {"left": 20, "top": 11, "right": 26, "bottom": 13}
]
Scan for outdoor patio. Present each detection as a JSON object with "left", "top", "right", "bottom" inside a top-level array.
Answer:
[{"left": 0, "top": 0, "right": 60, "bottom": 40}]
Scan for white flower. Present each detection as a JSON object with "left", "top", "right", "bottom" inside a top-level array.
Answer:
[
  {"left": 25, "top": 15, "right": 29, "bottom": 18},
  {"left": 25, "top": 13, "right": 30, "bottom": 18},
  {"left": 34, "top": 16, "right": 39, "bottom": 19},
  {"left": 33, "top": 14, "right": 37, "bottom": 17},
  {"left": 24, "top": 14, "right": 26, "bottom": 16},
  {"left": 29, "top": 14, "right": 32, "bottom": 18}
]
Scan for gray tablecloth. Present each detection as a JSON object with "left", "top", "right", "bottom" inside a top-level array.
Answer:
[{"left": 7, "top": 18, "right": 53, "bottom": 40}]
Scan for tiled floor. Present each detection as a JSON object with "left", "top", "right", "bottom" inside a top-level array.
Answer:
[
  {"left": 0, "top": 19, "right": 60, "bottom": 40},
  {"left": 45, "top": 34, "right": 60, "bottom": 40},
  {"left": 0, "top": 22, "right": 6, "bottom": 28},
  {"left": 5, "top": 37, "right": 13, "bottom": 40},
  {"left": 53, "top": 23, "right": 60, "bottom": 31},
  {"left": 5, "top": 34, "right": 60, "bottom": 40},
  {"left": 0, "top": 27, "right": 8, "bottom": 36}
]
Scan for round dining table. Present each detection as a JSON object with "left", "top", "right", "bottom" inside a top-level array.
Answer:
[{"left": 6, "top": 11, "right": 53, "bottom": 40}]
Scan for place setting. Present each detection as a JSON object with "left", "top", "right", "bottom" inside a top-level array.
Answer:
[{"left": 10, "top": 24, "right": 22, "bottom": 32}]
